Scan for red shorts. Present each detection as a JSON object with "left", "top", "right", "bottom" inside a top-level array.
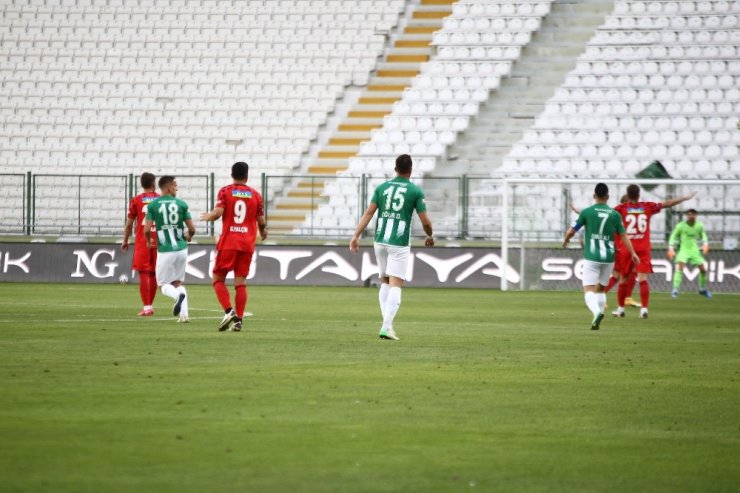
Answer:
[
  {"left": 213, "top": 249, "right": 253, "bottom": 277},
  {"left": 132, "top": 245, "right": 157, "bottom": 272},
  {"left": 615, "top": 248, "right": 653, "bottom": 275}
]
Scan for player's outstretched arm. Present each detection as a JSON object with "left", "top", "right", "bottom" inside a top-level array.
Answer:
[
  {"left": 418, "top": 211, "right": 434, "bottom": 247},
  {"left": 663, "top": 191, "right": 697, "bottom": 208},
  {"left": 569, "top": 202, "right": 581, "bottom": 215},
  {"left": 200, "top": 207, "right": 224, "bottom": 222},
  {"left": 350, "top": 203, "right": 378, "bottom": 253}
]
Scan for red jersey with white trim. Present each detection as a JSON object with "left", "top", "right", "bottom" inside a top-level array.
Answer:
[
  {"left": 215, "top": 183, "right": 264, "bottom": 252},
  {"left": 127, "top": 191, "right": 159, "bottom": 250},
  {"left": 614, "top": 201, "right": 663, "bottom": 253}
]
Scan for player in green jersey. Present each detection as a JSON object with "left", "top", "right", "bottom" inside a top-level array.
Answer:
[
  {"left": 350, "top": 154, "right": 434, "bottom": 341},
  {"left": 144, "top": 176, "right": 196, "bottom": 323},
  {"left": 668, "top": 208, "right": 711, "bottom": 298},
  {"left": 563, "top": 183, "right": 640, "bottom": 330}
]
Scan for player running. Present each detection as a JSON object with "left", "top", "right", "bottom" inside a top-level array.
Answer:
[
  {"left": 563, "top": 183, "right": 640, "bottom": 330},
  {"left": 350, "top": 154, "right": 434, "bottom": 341},
  {"left": 144, "top": 176, "right": 196, "bottom": 323},
  {"left": 201, "top": 162, "right": 267, "bottom": 332},
  {"left": 668, "top": 208, "right": 712, "bottom": 298},
  {"left": 570, "top": 196, "right": 639, "bottom": 308},
  {"left": 612, "top": 184, "right": 696, "bottom": 319},
  {"left": 121, "top": 172, "right": 159, "bottom": 316}
]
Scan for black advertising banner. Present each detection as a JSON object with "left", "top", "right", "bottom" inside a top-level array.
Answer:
[{"left": 0, "top": 243, "right": 738, "bottom": 293}]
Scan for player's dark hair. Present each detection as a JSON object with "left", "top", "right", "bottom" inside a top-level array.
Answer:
[
  {"left": 158, "top": 175, "right": 176, "bottom": 189},
  {"left": 232, "top": 161, "right": 249, "bottom": 180},
  {"left": 594, "top": 183, "right": 608, "bottom": 198},
  {"left": 627, "top": 184, "right": 641, "bottom": 201},
  {"left": 395, "top": 154, "right": 412, "bottom": 174},
  {"left": 140, "top": 172, "right": 155, "bottom": 189},
  {"left": 687, "top": 208, "right": 698, "bottom": 214}
]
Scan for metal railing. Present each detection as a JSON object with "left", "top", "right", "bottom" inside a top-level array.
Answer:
[
  {"left": 1, "top": 173, "right": 738, "bottom": 243},
  {"left": 1, "top": 172, "right": 214, "bottom": 237}
]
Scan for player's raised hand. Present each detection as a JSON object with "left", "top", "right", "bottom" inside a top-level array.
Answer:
[{"left": 667, "top": 247, "right": 675, "bottom": 260}]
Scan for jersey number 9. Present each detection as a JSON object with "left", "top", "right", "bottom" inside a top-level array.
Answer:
[{"left": 234, "top": 200, "right": 247, "bottom": 224}]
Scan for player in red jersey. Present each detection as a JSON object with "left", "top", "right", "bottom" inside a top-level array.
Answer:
[
  {"left": 200, "top": 162, "right": 267, "bottom": 332},
  {"left": 121, "top": 172, "right": 159, "bottom": 316},
  {"left": 613, "top": 184, "right": 696, "bottom": 319}
]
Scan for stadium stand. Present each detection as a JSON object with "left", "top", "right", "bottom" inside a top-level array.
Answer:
[
  {"left": 470, "top": 0, "right": 740, "bottom": 239},
  {"left": 1, "top": 0, "right": 738, "bottom": 240},
  {"left": 0, "top": 0, "right": 405, "bottom": 233}
]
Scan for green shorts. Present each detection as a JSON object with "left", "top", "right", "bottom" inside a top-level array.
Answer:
[{"left": 675, "top": 249, "right": 705, "bottom": 266}]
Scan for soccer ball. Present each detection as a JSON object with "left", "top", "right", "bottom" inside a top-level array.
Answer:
[{"left": 118, "top": 274, "right": 129, "bottom": 285}]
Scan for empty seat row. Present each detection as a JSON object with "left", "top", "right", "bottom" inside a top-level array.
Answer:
[
  {"left": 534, "top": 114, "right": 739, "bottom": 131},
  {"left": 544, "top": 102, "right": 739, "bottom": 121},
  {"left": 521, "top": 129, "right": 740, "bottom": 145},
  {"left": 433, "top": 31, "right": 531, "bottom": 46},
  {"left": 582, "top": 44, "right": 739, "bottom": 60},
  {"left": 436, "top": 46, "right": 523, "bottom": 61},
  {"left": 358, "top": 142, "right": 447, "bottom": 157},
  {"left": 442, "top": 16, "right": 541, "bottom": 32},
  {"left": 614, "top": 0, "right": 739, "bottom": 15},
  {"left": 453, "top": 1, "right": 551, "bottom": 17},
  {"left": 564, "top": 73, "right": 738, "bottom": 89},
  {"left": 603, "top": 14, "right": 738, "bottom": 29},
  {"left": 510, "top": 143, "right": 739, "bottom": 160},
  {"left": 404, "top": 87, "right": 489, "bottom": 103},
  {"left": 592, "top": 29, "right": 740, "bottom": 44},
  {"left": 383, "top": 115, "right": 469, "bottom": 132},
  {"left": 573, "top": 59, "right": 740, "bottom": 76},
  {"left": 553, "top": 87, "right": 740, "bottom": 105}
]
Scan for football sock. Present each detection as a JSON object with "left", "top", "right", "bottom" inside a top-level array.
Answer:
[
  {"left": 673, "top": 270, "right": 683, "bottom": 291},
  {"left": 699, "top": 271, "right": 707, "bottom": 289},
  {"left": 617, "top": 282, "right": 628, "bottom": 308},
  {"left": 161, "top": 283, "right": 180, "bottom": 300},
  {"left": 639, "top": 280, "right": 650, "bottom": 308},
  {"left": 379, "top": 283, "right": 390, "bottom": 320},
  {"left": 177, "top": 285, "right": 188, "bottom": 317},
  {"left": 235, "top": 284, "right": 247, "bottom": 318},
  {"left": 584, "top": 291, "right": 601, "bottom": 317},
  {"left": 138, "top": 272, "right": 150, "bottom": 306},
  {"left": 626, "top": 271, "right": 637, "bottom": 297},
  {"left": 147, "top": 273, "right": 158, "bottom": 305},
  {"left": 383, "top": 287, "right": 402, "bottom": 329},
  {"left": 604, "top": 276, "right": 618, "bottom": 293},
  {"left": 597, "top": 292, "right": 606, "bottom": 312},
  {"left": 213, "top": 280, "right": 232, "bottom": 311}
]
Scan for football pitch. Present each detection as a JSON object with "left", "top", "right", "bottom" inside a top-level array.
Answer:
[{"left": 0, "top": 283, "right": 738, "bottom": 493}]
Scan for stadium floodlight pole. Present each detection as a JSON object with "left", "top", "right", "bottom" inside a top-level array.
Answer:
[{"left": 499, "top": 177, "right": 740, "bottom": 293}]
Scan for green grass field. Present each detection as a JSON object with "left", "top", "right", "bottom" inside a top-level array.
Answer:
[{"left": 0, "top": 283, "right": 738, "bottom": 493}]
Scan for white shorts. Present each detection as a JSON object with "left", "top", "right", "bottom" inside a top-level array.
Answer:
[
  {"left": 156, "top": 249, "right": 188, "bottom": 286},
  {"left": 374, "top": 243, "right": 411, "bottom": 281},
  {"left": 582, "top": 260, "right": 613, "bottom": 287}
]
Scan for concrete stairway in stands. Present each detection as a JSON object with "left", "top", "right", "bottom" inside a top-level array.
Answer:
[
  {"left": 268, "top": 0, "right": 458, "bottom": 235},
  {"left": 440, "top": 0, "right": 615, "bottom": 177}
]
